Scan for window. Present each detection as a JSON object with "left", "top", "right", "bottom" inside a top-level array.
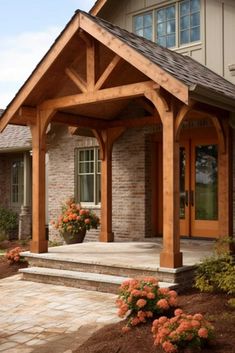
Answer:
[
  {"left": 180, "top": 0, "right": 200, "bottom": 45},
  {"left": 134, "top": 12, "right": 153, "bottom": 40},
  {"left": 11, "top": 159, "right": 24, "bottom": 204},
  {"left": 156, "top": 5, "right": 176, "bottom": 48},
  {"left": 76, "top": 148, "right": 101, "bottom": 205},
  {"left": 133, "top": 0, "right": 200, "bottom": 48}
]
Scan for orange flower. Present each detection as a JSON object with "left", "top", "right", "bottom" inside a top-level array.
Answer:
[
  {"left": 162, "top": 341, "right": 177, "bottom": 353},
  {"left": 157, "top": 299, "right": 169, "bottom": 310},
  {"left": 136, "top": 299, "right": 147, "bottom": 308},
  {"left": 198, "top": 327, "right": 208, "bottom": 338}
]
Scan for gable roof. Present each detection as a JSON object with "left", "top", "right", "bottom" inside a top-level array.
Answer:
[
  {"left": 1, "top": 10, "right": 235, "bottom": 131},
  {"left": 84, "top": 11, "right": 235, "bottom": 104}
]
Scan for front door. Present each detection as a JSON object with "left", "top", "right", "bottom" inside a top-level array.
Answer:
[{"left": 180, "top": 137, "right": 219, "bottom": 238}]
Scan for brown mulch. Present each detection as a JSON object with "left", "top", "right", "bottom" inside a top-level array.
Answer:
[
  {"left": 75, "top": 290, "right": 235, "bottom": 353},
  {"left": 0, "top": 240, "right": 29, "bottom": 279}
]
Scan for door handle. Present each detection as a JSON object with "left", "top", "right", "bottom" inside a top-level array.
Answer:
[
  {"left": 185, "top": 190, "right": 189, "bottom": 207},
  {"left": 190, "top": 190, "right": 194, "bottom": 207}
]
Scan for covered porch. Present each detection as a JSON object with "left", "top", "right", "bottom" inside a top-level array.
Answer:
[{"left": 1, "top": 11, "right": 235, "bottom": 269}]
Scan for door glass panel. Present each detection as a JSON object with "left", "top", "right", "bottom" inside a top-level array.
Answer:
[
  {"left": 180, "top": 147, "right": 186, "bottom": 219},
  {"left": 195, "top": 145, "right": 218, "bottom": 220}
]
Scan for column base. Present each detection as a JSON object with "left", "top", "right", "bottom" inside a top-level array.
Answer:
[
  {"left": 160, "top": 251, "right": 183, "bottom": 268},
  {"left": 99, "top": 231, "right": 114, "bottom": 242},
  {"left": 19, "top": 206, "right": 32, "bottom": 240},
  {"left": 30, "top": 240, "right": 48, "bottom": 253}
]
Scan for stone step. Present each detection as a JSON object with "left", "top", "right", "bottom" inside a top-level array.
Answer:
[{"left": 19, "top": 267, "right": 178, "bottom": 294}]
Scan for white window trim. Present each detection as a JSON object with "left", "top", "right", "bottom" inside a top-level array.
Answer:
[
  {"left": 75, "top": 147, "right": 101, "bottom": 207},
  {"left": 132, "top": 0, "right": 202, "bottom": 50}
]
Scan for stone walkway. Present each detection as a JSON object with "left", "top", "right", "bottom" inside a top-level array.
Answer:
[{"left": 0, "top": 275, "right": 120, "bottom": 353}]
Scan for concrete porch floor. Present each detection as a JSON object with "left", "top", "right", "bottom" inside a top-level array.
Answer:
[{"left": 24, "top": 238, "right": 215, "bottom": 269}]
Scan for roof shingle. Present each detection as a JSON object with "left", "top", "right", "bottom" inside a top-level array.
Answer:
[{"left": 81, "top": 11, "right": 235, "bottom": 102}]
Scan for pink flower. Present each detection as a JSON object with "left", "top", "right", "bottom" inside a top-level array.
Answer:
[
  {"left": 158, "top": 287, "right": 169, "bottom": 295},
  {"left": 169, "top": 290, "right": 177, "bottom": 298},
  {"left": 131, "top": 317, "right": 140, "bottom": 326},
  {"left": 198, "top": 327, "right": 208, "bottom": 338},
  {"left": 136, "top": 299, "right": 147, "bottom": 308},
  {"left": 193, "top": 313, "right": 203, "bottom": 321},
  {"left": 169, "top": 297, "right": 178, "bottom": 307},
  {"left": 158, "top": 316, "right": 168, "bottom": 324},
  {"left": 157, "top": 299, "right": 169, "bottom": 310},
  {"left": 162, "top": 341, "right": 177, "bottom": 353},
  {"left": 143, "top": 276, "right": 158, "bottom": 284},
  {"left": 147, "top": 292, "right": 155, "bottom": 299},
  {"left": 85, "top": 218, "right": 90, "bottom": 224},
  {"left": 191, "top": 320, "right": 201, "bottom": 328},
  {"left": 174, "top": 308, "right": 183, "bottom": 316}
]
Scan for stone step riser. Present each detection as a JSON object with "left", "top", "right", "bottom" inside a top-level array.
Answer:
[
  {"left": 24, "top": 256, "right": 182, "bottom": 284},
  {"left": 21, "top": 272, "right": 119, "bottom": 294}
]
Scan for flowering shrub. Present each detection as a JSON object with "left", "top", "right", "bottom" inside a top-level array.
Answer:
[
  {"left": 51, "top": 197, "right": 100, "bottom": 236},
  {"left": 116, "top": 277, "right": 178, "bottom": 331},
  {"left": 152, "top": 309, "right": 215, "bottom": 353},
  {"left": 5, "top": 247, "right": 23, "bottom": 264}
]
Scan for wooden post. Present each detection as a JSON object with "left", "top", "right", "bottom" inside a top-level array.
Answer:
[
  {"left": 145, "top": 90, "right": 182, "bottom": 268},
  {"left": 160, "top": 111, "right": 182, "bottom": 268},
  {"left": 93, "top": 128, "right": 125, "bottom": 242},
  {"left": 30, "top": 109, "right": 54, "bottom": 253}
]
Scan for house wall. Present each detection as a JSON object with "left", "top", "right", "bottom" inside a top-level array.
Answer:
[
  {"left": 98, "top": 0, "right": 235, "bottom": 85},
  {"left": 47, "top": 124, "right": 159, "bottom": 242}
]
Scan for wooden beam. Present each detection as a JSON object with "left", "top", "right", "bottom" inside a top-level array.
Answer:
[
  {"left": 175, "top": 101, "right": 195, "bottom": 141},
  {"left": 52, "top": 112, "right": 108, "bottom": 129},
  {"left": 86, "top": 38, "right": 95, "bottom": 91},
  {"left": 80, "top": 13, "right": 188, "bottom": 104},
  {"left": 145, "top": 91, "right": 182, "bottom": 268},
  {"left": 90, "top": 0, "right": 107, "bottom": 16},
  {"left": 0, "top": 15, "right": 80, "bottom": 132},
  {"left": 30, "top": 109, "right": 56, "bottom": 253},
  {"left": 52, "top": 111, "right": 157, "bottom": 129},
  {"left": 93, "top": 127, "right": 126, "bottom": 242},
  {"left": 68, "top": 126, "right": 79, "bottom": 135},
  {"left": 144, "top": 90, "right": 169, "bottom": 122},
  {"left": 40, "top": 81, "right": 159, "bottom": 110},
  {"left": 65, "top": 68, "right": 87, "bottom": 93},
  {"left": 136, "top": 97, "right": 155, "bottom": 115},
  {"left": 95, "top": 55, "right": 122, "bottom": 90}
]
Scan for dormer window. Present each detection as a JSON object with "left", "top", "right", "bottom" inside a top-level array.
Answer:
[{"left": 133, "top": 0, "right": 200, "bottom": 49}]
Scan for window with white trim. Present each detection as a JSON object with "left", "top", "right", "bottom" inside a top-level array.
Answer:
[
  {"left": 11, "top": 158, "right": 24, "bottom": 205},
  {"left": 133, "top": 0, "right": 200, "bottom": 49},
  {"left": 76, "top": 148, "right": 101, "bottom": 205}
]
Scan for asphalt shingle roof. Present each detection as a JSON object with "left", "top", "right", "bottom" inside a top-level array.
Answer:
[{"left": 81, "top": 11, "right": 235, "bottom": 102}]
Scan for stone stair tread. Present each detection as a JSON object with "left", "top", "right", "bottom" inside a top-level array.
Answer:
[
  {"left": 19, "top": 267, "right": 177, "bottom": 288},
  {"left": 20, "top": 251, "right": 159, "bottom": 272}
]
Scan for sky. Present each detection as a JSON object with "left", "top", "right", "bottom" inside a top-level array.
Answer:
[{"left": 0, "top": 0, "right": 96, "bottom": 109}]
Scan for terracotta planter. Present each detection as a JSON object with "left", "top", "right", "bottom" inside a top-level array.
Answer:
[{"left": 62, "top": 229, "right": 86, "bottom": 244}]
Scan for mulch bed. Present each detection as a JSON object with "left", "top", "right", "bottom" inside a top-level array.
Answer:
[
  {"left": 75, "top": 290, "right": 235, "bottom": 353},
  {"left": 0, "top": 240, "right": 29, "bottom": 279}
]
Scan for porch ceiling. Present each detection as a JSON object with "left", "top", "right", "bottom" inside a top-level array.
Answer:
[{"left": 0, "top": 10, "right": 235, "bottom": 132}]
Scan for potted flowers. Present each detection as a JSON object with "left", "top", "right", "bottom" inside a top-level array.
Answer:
[{"left": 51, "top": 197, "right": 100, "bottom": 244}]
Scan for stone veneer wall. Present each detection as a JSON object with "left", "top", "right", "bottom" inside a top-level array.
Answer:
[{"left": 47, "top": 123, "right": 158, "bottom": 243}]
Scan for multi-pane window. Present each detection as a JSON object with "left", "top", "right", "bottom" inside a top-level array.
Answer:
[
  {"left": 77, "top": 148, "right": 101, "bottom": 205},
  {"left": 133, "top": 0, "right": 200, "bottom": 49},
  {"left": 11, "top": 159, "right": 24, "bottom": 204},
  {"left": 180, "top": 0, "right": 200, "bottom": 45},
  {"left": 134, "top": 12, "right": 152, "bottom": 40},
  {"left": 156, "top": 5, "right": 176, "bottom": 48}
]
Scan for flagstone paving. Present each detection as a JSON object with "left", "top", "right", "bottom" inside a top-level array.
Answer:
[{"left": 0, "top": 275, "right": 120, "bottom": 353}]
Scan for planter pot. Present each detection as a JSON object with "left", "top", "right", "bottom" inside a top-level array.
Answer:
[{"left": 62, "top": 229, "right": 86, "bottom": 244}]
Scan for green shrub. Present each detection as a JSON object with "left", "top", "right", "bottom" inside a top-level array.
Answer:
[
  {"left": 0, "top": 207, "right": 18, "bottom": 234},
  {"left": 195, "top": 238, "right": 235, "bottom": 295}
]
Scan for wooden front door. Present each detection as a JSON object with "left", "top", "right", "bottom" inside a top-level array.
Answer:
[{"left": 180, "top": 136, "right": 219, "bottom": 238}]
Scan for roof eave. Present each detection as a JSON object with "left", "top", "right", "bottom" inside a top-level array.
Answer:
[{"left": 189, "top": 84, "right": 235, "bottom": 113}]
